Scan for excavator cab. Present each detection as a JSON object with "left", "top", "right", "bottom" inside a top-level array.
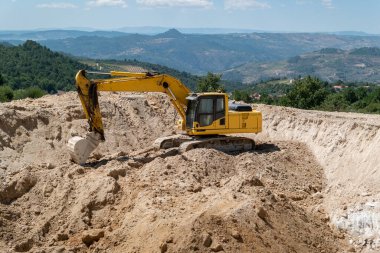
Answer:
[
  {"left": 184, "top": 93, "right": 261, "bottom": 136},
  {"left": 185, "top": 93, "right": 227, "bottom": 132}
]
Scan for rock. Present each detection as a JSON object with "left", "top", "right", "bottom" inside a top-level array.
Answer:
[
  {"left": 0, "top": 172, "right": 37, "bottom": 204},
  {"left": 127, "top": 160, "right": 143, "bottom": 168},
  {"left": 166, "top": 237, "right": 174, "bottom": 243},
  {"left": 210, "top": 242, "right": 223, "bottom": 252},
  {"left": 107, "top": 167, "right": 127, "bottom": 179},
  {"left": 321, "top": 215, "right": 330, "bottom": 223},
  {"left": 57, "top": 233, "right": 69, "bottom": 241},
  {"left": 81, "top": 229, "right": 104, "bottom": 247},
  {"left": 257, "top": 207, "right": 268, "bottom": 220},
  {"left": 43, "top": 183, "right": 54, "bottom": 197},
  {"left": 14, "top": 238, "right": 33, "bottom": 252},
  {"left": 202, "top": 233, "right": 212, "bottom": 247},
  {"left": 188, "top": 184, "right": 202, "bottom": 193},
  {"left": 53, "top": 247, "right": 65, "bottom": 253},
  {"left": 159, "top": 242, "right": 168, "bottom": 253},
  {"left": 47, "top": 163, "right": 55, "bottom": 170},
  {"left": 246, "top": 176, "right": 264, "bottom": 187},
  {"left": 231, "top": 230, "right": 243, "bottom": 242}
]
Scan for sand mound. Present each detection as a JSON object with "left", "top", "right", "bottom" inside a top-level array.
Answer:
[{"left": 2, "top": 92, "right": 375, "bottom": 252}]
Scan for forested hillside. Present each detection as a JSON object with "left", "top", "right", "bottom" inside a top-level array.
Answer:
[
  {"left": 0, "top": 40, "right": 89, "bottom": 93},
  {"left": 0, "top": 41, "right": 211, "bottom": 102}
]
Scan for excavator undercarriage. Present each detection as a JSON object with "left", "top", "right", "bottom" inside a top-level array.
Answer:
[{"left": 68, "top": 133, "right": 255, "bottom": 165}]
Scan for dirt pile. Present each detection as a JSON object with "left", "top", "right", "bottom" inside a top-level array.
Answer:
[
  {"left": 0, "top": 92, "right": 176, "bottom": 173},
  {"left": 0, "top": 92, "right": 357, "bottom": 252}
]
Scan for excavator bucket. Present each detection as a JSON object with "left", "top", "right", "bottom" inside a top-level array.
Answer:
[{"left": 67, "top": 132, "right": 102, "bottom": 165}]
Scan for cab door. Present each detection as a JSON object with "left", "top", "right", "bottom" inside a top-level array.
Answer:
[
  {"left": 214, "top": 96, "right": 226, "bottom": 129},
  {"left": 196, "top": 95, "right": 226, "bottom": 130}
]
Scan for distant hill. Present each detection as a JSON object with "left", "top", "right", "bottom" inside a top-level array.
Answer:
[
  {"left": 223, "top": 47, "right": 380, "bottom": 84},
  {"left": 0, "top": 41, "right": 12, "bottom": 47},
  {"left": 0, "top": 41, "right": 210, "bottom": 96},
  {"left": 40, "top": 30, "right": 380, "bottom": 74},
  {"left": 0, "top": 30, "right": 128, "bottom": 41},
  {"left": 117, "top": 26, "right": 267, "bottom": 34}
]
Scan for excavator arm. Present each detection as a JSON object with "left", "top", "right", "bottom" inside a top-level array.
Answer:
[
  {"left": 68, "top": 70, "right": 191, "bottom": 164},
  {"left": 75, "top": 70, "right": 190, "bottom": 139}
]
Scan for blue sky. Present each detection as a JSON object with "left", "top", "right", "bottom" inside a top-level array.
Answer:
[{"left": 1, "top": 0, "right": 379, "bottom": 33}]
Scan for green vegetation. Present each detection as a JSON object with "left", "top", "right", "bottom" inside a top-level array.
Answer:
[
  {"left": 0, "top": 86, "right": 14, "bottom": 102},
  {"left": 231, "top": 90, "right": 252, "bottom": 103},
  {"left": 1, "top": 41, "right": 230, "bottom": 102},
  {"left": 14, "top": 87, "right": 46, "bottom": 100},
  {"left": 280, "top": 76, "right": 329, "bottom": 109},
  {"left": 196, "top": 72, "right": 225, "bottom": 92},
  {"left": 254, "top": 76, "right": 380, "bottom": 114},
  {"left": 0, "top": 40, "right": 90, "bottom": 101},
  {"left": 0, "top": 85, "right": 46, "bottom": 102}
]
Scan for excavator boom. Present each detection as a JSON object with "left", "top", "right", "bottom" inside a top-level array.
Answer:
[{"left": 75, "top": 70, "right": 190, "bottom": 140}]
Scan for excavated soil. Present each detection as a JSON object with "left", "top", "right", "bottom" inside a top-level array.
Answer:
[{"left": 1, "top": 92, "right": 376, "bottom": 252}]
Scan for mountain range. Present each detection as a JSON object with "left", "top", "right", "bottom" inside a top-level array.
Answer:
[
  {"left": 0, "top": 30, "right": 127, "bottom": 42},
  {"left": 34, "top": 29, "right": 380, "bottom": 74},
  {"left": 2, "top": 29, "right": 380, "bottom": 84},
  {"left": 223, "top": 47, "right": 380, "bottom": 84}
]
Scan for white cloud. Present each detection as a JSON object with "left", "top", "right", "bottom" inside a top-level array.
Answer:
[
  {"left": 224, "top": 0, "right": 270, "bottom": 10},
  {"left": 87, "top": 0, "right": 128, "bottom": 8},
  {"left": 136, "top": 0, "right": 213, "bottom": 8},
  {"left": 321, "top": 0, "right": 334, "bottom": 9},
  {"left": 36, "top": 2, "right": 78, "bottom": 8}
]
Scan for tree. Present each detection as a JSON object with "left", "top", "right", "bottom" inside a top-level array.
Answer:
[
  {"left": 196, "top": 72, "right": 225, "bottom": 92},
  {"left": 232, "top": 90, "right": 252, "bottom": 103},
  {"left": 260, "top": 93, "right": 274, "bottom": 105},
  {"left": 343, "top": 88, "right": 358, "bottom": 104},
  {"left": 320, "top": 93, "right": 349, "bottom": 111},
  {"left": 284, "top": 76, "right": 329, "bottom": 109}
]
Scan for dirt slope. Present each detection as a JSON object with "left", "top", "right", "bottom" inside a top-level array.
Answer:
[
  {"left": 0, "top": 92, "right": 364, "bottom": 252},
  {"left": 258, "top": 105, "right": 380, "bottom": 252}
]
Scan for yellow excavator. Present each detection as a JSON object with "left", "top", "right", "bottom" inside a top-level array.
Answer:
[{"left": 67, "top": 70, "right": 262, "bottom": 164}]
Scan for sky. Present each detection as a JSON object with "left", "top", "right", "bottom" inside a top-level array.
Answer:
[{"left": 1, "top": 0, "right": 379, "bottom": 34}]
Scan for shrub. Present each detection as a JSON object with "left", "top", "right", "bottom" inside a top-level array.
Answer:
[{"left": 0, "top": 86, "right": 14, "bottom": 102}]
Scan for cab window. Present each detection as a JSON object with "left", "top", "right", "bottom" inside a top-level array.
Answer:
[
  {"left": 197, "top": 96, "right": 227, "bottom": 127},
  {"left": 198, "top": 98, "right": 213, "bottom": 113},
  {"left": 186, "top": 100, "right": 197, "bottom": 129},
  {"left": 198, "top": 98, "right": 214, "bottom": 126},
  {"left": 216, "top": 97, "right": 224, "bottom": 113}
]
